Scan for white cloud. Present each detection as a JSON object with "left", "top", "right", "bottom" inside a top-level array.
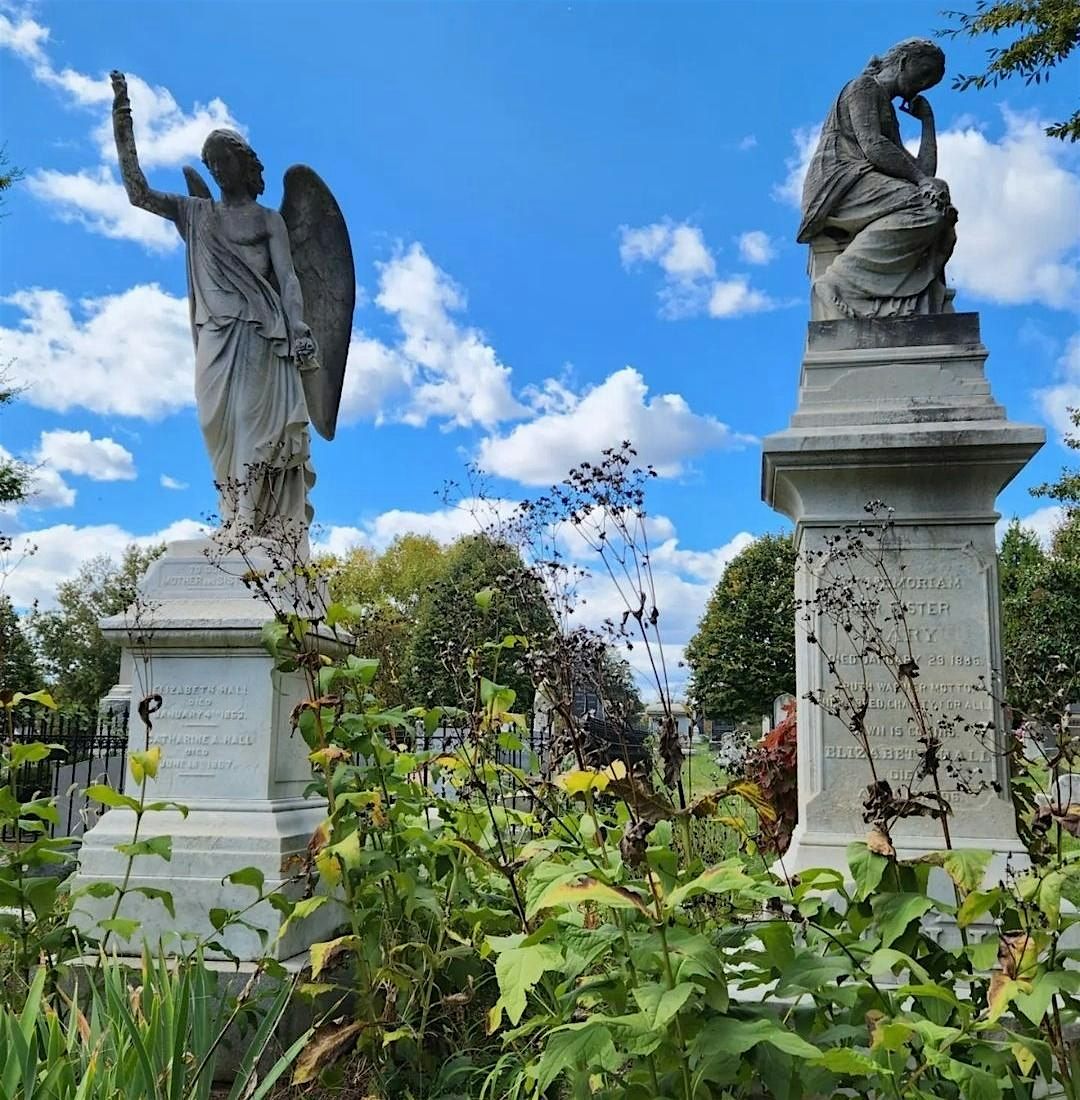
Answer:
[
  {"left": 737, "top": 230, "right": 776, "bottom": 266},
  {"left": 940, "top": 111, "right": 1080, "bottom": 309},
  {"left": 1036, "top": 333, "right": 1080, "bottom": 443},
  {"left": 774, "top": 111, "right": 1080, "bottom": 311},
  {"left": 1, "top": 12, "right": 241, "bottom": 249},
  {"left": 160, "top": 475, "right": 188, "bottom": 491},
  {"left": 773, "top": 124, "right": 821, "bottom": 208},
  {"left": 338, "top": 333, "right": 412, "bottom": 424},
  {"left": 1, "top": 284, "right": 193, "bottom": 418},
  {"left": 27, "top": 167, "right": 179, "bottom": 252},
  {"left": 373, "top": 244, "right": 524, "bottom": 428},
  {"left": 708, "top": 277, "right": 775, "bottom": 318},
  {"left": 738, "top": 135, "right": 758, "bottom": 151},
  {"left": 477, "top": 367, "right": 754, "bottom": 485},
  {"left": 619, "top": 219, "right": 778, "bottom": 320},
  {"left": 2, "top": 518, "right": 207, "bottom": 607},
  {"left": 0, "top": 445, "right": 75, "bottom": 511},
  {"left": 997, "top": 505, "right": 1067, "bottom": 550},
  {"left": 619, "top": 221, "right": 715, "bottom": 281},
  {"left": 36, "top": 430, "right": 136, "bottom": 481}
]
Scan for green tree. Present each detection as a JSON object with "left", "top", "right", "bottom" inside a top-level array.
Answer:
[
  {"left": 941, "top": 1, "right": 1080, "bottom": 140},
  {"left": 0, "top": 596, "right": 42, "bottom": 695},
  {"left": 404, "top": 534, "right": 555, "bottom": 711},
  {"left": 685, "top": 533, "right": 797, "bottom": 724},
  {"left": 0, "top": 152, "right": 27, "bottom": 514},
  {"left": 31, "top": 545, "right": 163, "bottom": 714},
  {"left": 324, "top": 534, "right": 450, "bottom": 706}
]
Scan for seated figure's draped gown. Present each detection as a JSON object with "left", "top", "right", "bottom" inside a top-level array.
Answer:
[
  {"left": 797, "top": 74, "right": 956, "bottom": 319},
  {"left": 176, "top": 196, "right": 314, "bottom": 532}
]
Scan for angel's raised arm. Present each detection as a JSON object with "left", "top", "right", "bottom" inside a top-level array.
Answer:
[{"left": 110, "top": 71, "right": 181, "bottom": 222}]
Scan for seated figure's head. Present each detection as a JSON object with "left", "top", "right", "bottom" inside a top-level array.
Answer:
[
  {"left": 201, "top": 129, "right": 265, "bottom": 198},
  {"left": 867, "top": 38, "right": 946, "bottom": 100}
]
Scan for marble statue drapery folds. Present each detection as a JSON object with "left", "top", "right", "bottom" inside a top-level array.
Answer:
[
  {"left": 798, "top": 61, "right": 957, "bottom": 320},
  {"left": 178, "top": 197, "right": 314, "bottom": 531}
]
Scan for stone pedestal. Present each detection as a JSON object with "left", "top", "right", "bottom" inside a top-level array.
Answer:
[
  {"left": 762, "top": 314, "right": 1044, "bottom": 877},
  {"left": 72, "top": 539, "right": 340, "bottom": 960}
]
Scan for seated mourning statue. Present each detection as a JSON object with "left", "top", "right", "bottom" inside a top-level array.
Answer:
[{"left": 798, "top": 38, "right": 958, "bottom": 321}]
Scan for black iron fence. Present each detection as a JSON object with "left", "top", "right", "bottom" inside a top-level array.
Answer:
[{"left": 3, "top": 710, "right": 129, "bottom": 842}]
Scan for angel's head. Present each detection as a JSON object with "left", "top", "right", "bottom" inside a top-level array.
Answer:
[{"left": 201, "top": 129, "right": 265, "bottom": 199}]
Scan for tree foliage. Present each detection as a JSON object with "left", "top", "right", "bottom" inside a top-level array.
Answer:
[
  {"left": 941, "top": 0, "right": 1080, "bottom": 140},
  {"left": 999, "top": 406, "right": 1080, "bottom": 721},
  {"left": 0, "top": 595, "right": 42, "bottom": 695},
  {"left": 31, "top": 545, "right": 163, "bottom": 714},
  {"left": 685, "top": 534, "right": 796, "bottom": 723},
  {"left": 324, "top": 534, "right": 450, "bottom": 706},
  {"left": 404, "top": 534, "right": 555, "bottom": 711}
]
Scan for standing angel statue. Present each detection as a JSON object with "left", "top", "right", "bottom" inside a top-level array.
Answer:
[
  {"left": 110, "top": 71, "right": 354, "bottom": 535},
  {"left": 797, "top": 38, "right": 958, "bottom": 321}
]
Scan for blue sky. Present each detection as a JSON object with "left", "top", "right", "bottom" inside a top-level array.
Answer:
[{"left": 1, "top": 1, "right": 1078, "bottom": 689}]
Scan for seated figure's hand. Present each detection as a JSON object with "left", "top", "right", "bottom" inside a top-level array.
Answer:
[
  {"left": 918, "top": 177, "right": 951, "bottom": 211},
  {"left": 902, "top": 94, "right": 934, "bottom": 123}
]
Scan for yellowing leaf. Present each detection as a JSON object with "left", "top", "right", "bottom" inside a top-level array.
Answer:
[
  {"left": 526, "top": 875, "right": 650, "bottom": 920},
  {"left": 555, "top": 761, "right": 627, "bottom": 796},
  {"left": 129, "top": 745, "right": 162, "bottom": 784},
  {"left": 1012, "top": 1041, "right": 1037, "bottom": 1077},
  {"left": 311, "top": 935, "right": 361, "bottom": 979},
  {"left": 292, "top": 1020, "right": 363, "bottom": 1084}
]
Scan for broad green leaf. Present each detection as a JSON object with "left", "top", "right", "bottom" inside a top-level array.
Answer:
[
  {"left": 848, "top": 842, "right": 888, "bottom": 901},
  {"left": 10, "top": 690, "right": 57, "bottom": 710},
  {"left": 814, "top": 1047, "right": 883, "bottom": 1076},
  {"left": 702, "top": 1017, "right": 820, "bottom": 1059},
  {"left": 632, "top": 981, "right": 698, "bottom": 1029},
  {"left": 958, "top": 888, "right": 1002, "bottom": 928},
  {"left": 1038, "top": 870, "right": 1066, "bottom": 927},
  {"left": 872, "top": 892, "right": 934, "bottom": 947},
  {"left": 940, "top": 1057, "right": 1003, "bottom": 1100},
  {"left": 531, "top": 1023, "right": 619, "bottom": 1093},
  {"left": 225, "top": 866, "right": 266, "bottom": 893},
  {"left": 85, "top": 784, "right": 140, "bottom": 812},
  {"left": 474, "top": 587, "right": 494, "bottom": 612},
  {"left": 489, "top": 943, "right": 563, "bottom": 1028},
  {"left": 773, "top": 953, "right": 851, "bottom": 996},
  {"left": 130, "top": 886, "right": 175, "bottom": 917},
  {"left": 115, "top": 835, "right": 172, "bottom": 861},
  {"left": 665, "top": 860, "right": 757, "bottom": 911},
  {"left": 942, "top": 849, "right": 992, "bottom": 894},
  {"left": 8, "top": 741, "right": 54, "bottom": 767},
  {"left": 311, "top": 935, "right": 362, "bottom": 979},
  {"left": 98, "top": 917, "right": 140, "bottom": 940}
]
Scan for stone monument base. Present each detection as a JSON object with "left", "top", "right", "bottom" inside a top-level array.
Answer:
[
  {"left": 762, "top": 315, "right": 1043, "bottom": 880},
  {"left": 72, "top": 539, "right": 343, "bottom": 960}
]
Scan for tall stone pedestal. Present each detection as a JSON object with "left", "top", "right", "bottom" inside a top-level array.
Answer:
[
  {"left": 762, "top": 314, "right": 1044, "bottom": 877},
  {"left": 72, "top": 539, "right": 340, "bottom": 960}
]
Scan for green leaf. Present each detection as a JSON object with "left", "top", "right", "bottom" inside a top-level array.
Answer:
[
  {"left": 632, "top": 981, "right": 698, "bottom": 1029},
  {"left": 957, "top": 888, "right": 1002, "bottom": 928},
  {"left": 848, "top": 841, "right": 888, "bottom": 901},
  {"left": 774, "top": 953, "right": 851, "bottom": 997},
  {"left": 942, "top": 849, "right": 992, "bottom": 893},
  {"left": 941, "top": 1057, "right": 1003, "bottom": 1100},
  {"left": 489, "top": 943, "right": 563, "bottom": 1028},
  {"left": 1038, "top": 870, "right": 1066, "bottom": 927},
  {"left": 225, "top": 866, "right": 266, "bottom": 893},
  {"left": 474, "top": 586, "right": 494, "bottom": 612},
  {"left": 872, "top": 892, "right": 934, "bottom": 947},
  {"left": 10, "top": 690, "right": 57, "bottom": 710},
  {"left": 115, "top": 835, "right": 172, "bottom": 861},
  {"left": 8, "top": 741, "right": 54, "bottom": 767},
  {"left": 85, "top": 784, "right": 140, "bottom": 812},
  {"left": 665, "top": 859, "right": 758, "bottom": 911},
  {"left": 532, "top": 1024, "right": 619, "bottom": 1093},
  {"left": 98, "top": 917, "right": 140, "bottom": 940},
  {"left": 702, "top": 1017, "right": 821, "bottom": 1059},
  {"left": 814, "top": 1047, "right": 883, "bottom": 1076},
  {"left": 131, "top": 886, "right": 175, "bottom": 917}
]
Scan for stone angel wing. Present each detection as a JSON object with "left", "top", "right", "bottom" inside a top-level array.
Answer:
[{"left": 280, "top": 166, "right": 355, "bottom": 442}]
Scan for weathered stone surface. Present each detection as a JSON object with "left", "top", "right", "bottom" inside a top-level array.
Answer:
[
  {"left": 72, "top": 540, "right": 341, "bottom": 960},
  {"left": 808, "top": 312, "right": 980, "bottom": 353},
  {"left": 762, "top": 319, "right": 1044, "bottom": 877}
]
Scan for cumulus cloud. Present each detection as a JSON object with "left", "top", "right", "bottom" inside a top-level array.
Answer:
[
  {"left": 0, "top": 446, "right": 75, "bottom": 511},
  {"left": 619, "top": 219, "right": 778, "bottom": 320},
  {"left": 477, "top": 367, "right": 754, "bottom": 485},
  {"left": 737, "top": 230, "right": 776, "bottom": 266},
  {"left": 36, "top": 430, "right": 136, "bottom": 481},
  {"left": 337, "top": 244, "right": 523, "bottom": 429},
  {"left": 940, "top": 112, "right": 1080, "bottom": 309},
  {"left": 1, "top": 284, "right": 193, "bottom": 418},
  {"left": 997, "top": 505, "right": 1068, "bottom": 550},
  {"left": 1, "top": 10, "right": 241, "bottom": 249},
  {"left": 1036, "top": 333, "right": 1080, "bottom": 443},
  {"left": 774, "top": 111, "right": 1080, "bottom": 310},
  {"left": 160, "top": 474, "right": 188, "bottom": 491},
  {"left": 2, "top": 517, "right": 207, "bottom": 607}
]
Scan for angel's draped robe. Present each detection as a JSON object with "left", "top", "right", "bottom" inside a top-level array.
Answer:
[
  {"left": 797, "top": 74, "right": 956, "bottom": 320},
  {"left": 176, "top": 196, "right": 314, "bottom": 533}
]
